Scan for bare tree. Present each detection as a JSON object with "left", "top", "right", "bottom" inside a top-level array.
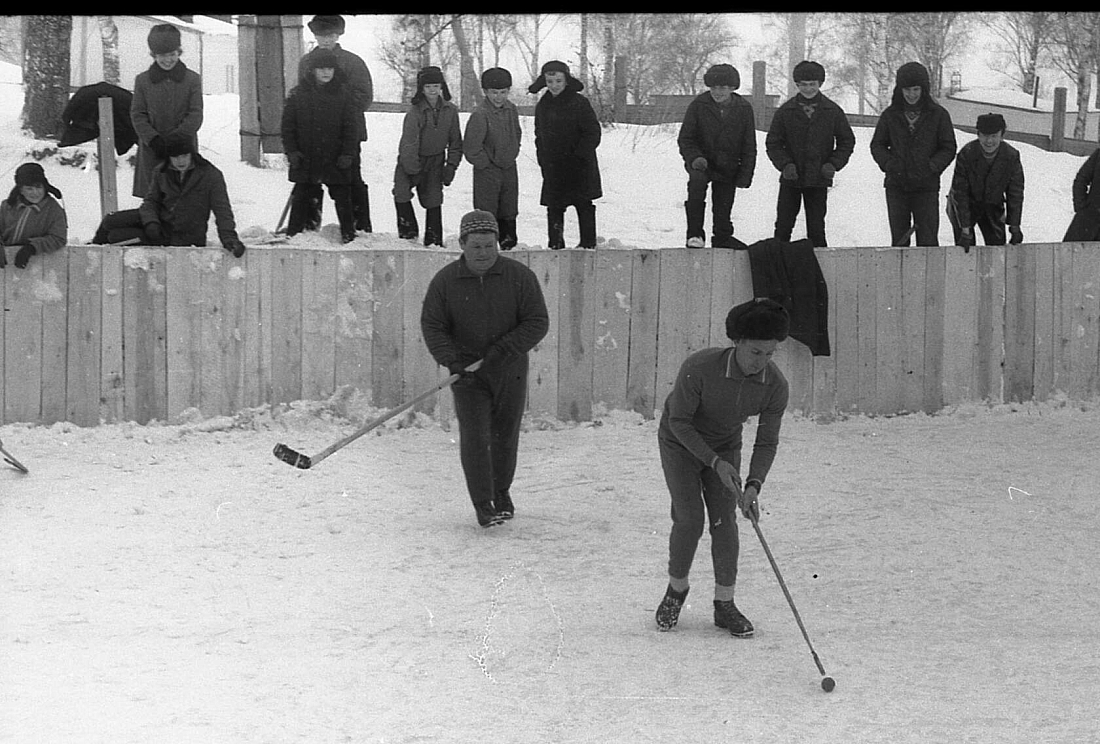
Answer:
[
  {"left": 476, "top": 14, "right": 518, "bottom": 69},
  {"left": 983, "top": 11, "right": 1058, "bottom": 94},
  {"left": 1049, "top": 12, "right": 1100, "bottom": 139},
  {"left": 97, "top": 16, "right": 120, "bottom": 85},
  {"left": 513, "top": 14, "right": 563, "bottom": 87},
  {"left": 755, "top": 13, "right": 846, "bottom": 101},
  {"left": 450, "top": 15, "right": 481, "bottom": 111},
  {"left": 22, "top": 15, "right": 71, "bottom": 139},
  {"left": 649, "top": 14, "right": 736, "bottom": 95}
]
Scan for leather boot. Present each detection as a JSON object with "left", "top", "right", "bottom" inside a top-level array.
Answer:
[
  {"left": 498, "top": 217, "right": 518, "bottom": 250},
  {"left": 576, "top": 202, "right": 597, "bottom": 249},
  {"left": 547, "top": 207, "right": 566, "bottom": 250},
  {"left": 353, "top": 182, "right": 372, "bottom": 232},
  {"left": 685, "top": 200, "right": 706, "bottom": 247},
  {"left": 395, "top": 200, "right": 418, "bottom": 240},
  {"left": 332, "top": 185, "right": 357, "bottom": 244},
  {"left": 424, "top": 206, "right": 443, "bottom": 247}
]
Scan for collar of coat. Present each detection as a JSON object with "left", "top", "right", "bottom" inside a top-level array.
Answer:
[
  {"left": 724, "top": 346, "right": 772, "bottom": 383},
  {"left": 148, "top": 60, "right": 189, "bottom": 84},
  {"left": 457, "top": 253, "right": 504, "bottom": 277}
]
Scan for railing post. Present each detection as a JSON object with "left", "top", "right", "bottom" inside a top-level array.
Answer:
[{"left": 1051, "top": 86, "right": 1066, "bottom": 153}]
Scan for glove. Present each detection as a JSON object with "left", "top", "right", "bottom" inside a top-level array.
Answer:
[
  {"left": 144, "top": 222, "right": 165, "bottom": 245},
  {"left": 287, "top": 151, "right": 304, "bottom": 170},
  {"left": 1009, "top": 225, "right": 1023, "bottom": 245},
  {"left": 447, "top": 361, "right": 470, "bottom": 378},
  {"left": 481, "top": 344, "right": 509, "bottom": 370},
  {"left": 739, "top": 481, "right": 761, "bottom": 523},
  {"left": 223, "top": 237, "right": 246, "bottom": 258},
  {"left": 782, "top": 163, "right": 799, "bottom": 181},
  {"left": 958, "top": 227, "right": 976, "bottom": 253},
  {"left": 821, "top": 163, "right": 836, "bottom": 180},
  {"left": 336, "top": 154, "right": 355, "bottom": 170},
  {"left": 149, "top": 135, "right": 167, "bottom": 158},
  {"left": 713, "top": 459, "right": 742, "bottom": 499},
  {"left": 14, "top": 243, "right": 36, "bottom": 269},
  {"left": 691, "top": 157, "right": 708, "bottom": 171},
  {"left": 442, "top": 163, "right": 457, "bottom": 187}
]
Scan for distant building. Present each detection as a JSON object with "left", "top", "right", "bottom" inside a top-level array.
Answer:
[{"left": 70, "top": 15, "right": 238, "bottom": 95}]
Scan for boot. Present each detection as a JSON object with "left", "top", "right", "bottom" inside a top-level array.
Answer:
[
  {"left": 576, "top": 202, "right": 597, "bottom": 249},
  {"left": 494, "top": 489, "right": 514, "bottom": 519},
  {"left": 498, "top": 217, "right": 518, "bottom": 250},
  {"left": 713, "top": 599, "right": 754, "bottom": 637},
  {"left": 353, "top": 182, "right": 373, "bottom": 232},
  {"left": 685, "top": 200, "right": 706, "bottom": 247},
  {"left": 304, "top": 184, "right": 324, "bottom": 231},
  {"left": 655, "top": 585, "right": 689, "bottom": 631},
  {"left": 547, "top": 208, "right": 566, "bottom": 250},
  {"left": 424, "top": 206, "right": 443, "bottom": 247},
  {"left": 395, "top": 200, "right": 419, "bottom": 240},
  {"left": 332, "top": 186, "right": 357, "bottom": 244},
  {"left": 474, "top": 501, "right": 504, "bottom": 528},
  {"left": 287, "top": 185, "right": 319, "bottom": 237}
]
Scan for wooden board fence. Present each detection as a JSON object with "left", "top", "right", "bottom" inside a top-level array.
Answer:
[{"left": 4, "top": 244, "right": 1100, "bottom": 428}]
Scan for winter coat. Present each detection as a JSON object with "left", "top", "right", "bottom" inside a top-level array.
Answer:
[
  {"left": 298, "top": 44, "right": 374, "bottom": 140},
  {"left": 678, "top": 91, "right": 757, "bottom": 187},
  {"left": 60, "top": 82, "right": 138, "bottom": 156},
  {"left": 397, "top": 98, "right": 464, "bottom": 177},
  {"left": 463, "top": 97, "right": 522, "bottom": 171},
  {"left": 137, "top": 154, "right": 238, "bottom": 247},
  {"left": 948, "top": 140, "right": 1025, "bottom": 228},
  {"left": 1072, "top": 147, "right": 1100, "bottom": 214},
  {"left": 130, "top": 61, "right": 203, "bottom": 197},
  {"left": 870, "top": 97, "right": 956, "bottom": 193},
  {"left": 0, "top": 194, "right": 67, "bottom": 255},
  {"left": 281, "top": 66, "right": 361, "bottom": 186},
  {"left": 533, "top": 78, "right": 603, "bottom": 206},
  {"left": 420, "top": 255, "right": 550, "bottom": 377},
  {"left": 765, "top": 93, "right": 855, "bottom": 188}
]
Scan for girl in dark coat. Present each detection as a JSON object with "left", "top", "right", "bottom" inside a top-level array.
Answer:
[
  {"left": 281, "top": 48, "right": 361, "bottom": 243},
  {"left": 946, "top": 113, "right": 1025, "bottom": 249},
  {"left": 1063, "top": 147, "right": 1100, "bottom": 242},
  {"left": 869, "top": 61, "right": 957, "bottom": 246},
  {"left": 530, "top": 61, "right": 602, "bottom": 250}
]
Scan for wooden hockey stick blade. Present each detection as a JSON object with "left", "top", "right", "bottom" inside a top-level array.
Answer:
[{"left": 273, "top": 359, "right": 484, "bottom": 470}]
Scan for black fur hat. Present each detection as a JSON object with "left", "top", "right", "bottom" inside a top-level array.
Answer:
[
  {"left": 412, "top": 66, "right": 451, "bottom": 103},
  {"left": 725, "top": 298, "right": 790, "bottom": 342},
  {"left": 703, "top": 64, "right": 740, "bottom": 89},
  {"left": 165, "top": 132, "right": 194, "bottom": 157},
  {"left": 147, "top": 24, "right": 182, "bottom": 55},
  {"left": 976, "top": 112, "right": 1007, "bottom": 134},
  {"left": 9, "top": 162, "right": 62, "bottom": 206},
  {"left": 528, "top": 60, "right": 579, "bottom": 94},
  {"left": 481, "top": 67, "right": 512, "bottom": 90},
  {"left": 308, "top": 15, "right": 345, "bottom": 36},
  {"left": 793, "top": 60, "right": 825, "bottom": 83}
]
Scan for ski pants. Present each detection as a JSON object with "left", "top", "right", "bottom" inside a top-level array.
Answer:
[{"left": 472, "top": 163, "right": 519, "bottom": 219}]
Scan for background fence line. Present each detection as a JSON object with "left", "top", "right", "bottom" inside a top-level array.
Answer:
[{"left": 2, "top": 244, "right": 1099, "bottom": 428}]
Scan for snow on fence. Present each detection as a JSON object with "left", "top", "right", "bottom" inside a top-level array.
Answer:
[{"left": 2, "top": 244, "right": 1099, "bottom": 428}]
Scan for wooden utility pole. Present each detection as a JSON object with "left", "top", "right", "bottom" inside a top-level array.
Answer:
[{"left": 238, "top": 15, "right": 303, "bottom": 166}]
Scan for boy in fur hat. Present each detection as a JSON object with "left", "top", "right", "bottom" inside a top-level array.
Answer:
[
  {"left": 0, "top": 163, "right": 68, "bottom": 270},
  {"left": 300, "top": 15, "right": 375, "bottom": 232},
  {"left": 678, "top": 63, "right": 756, "bottom": 249},
  {"left": 530, "top": 60, "right": 602, "bottom": 249},
  {"left": 464, "top": 67, "right": 523, "bottom": 249},
  {"left": 130, "top": 23, "right": 203, "bottom": 199},
  {"left": 394, "top": 66, "right": 463, "bottom": 246},
  {"left": 654, "top": 298, "right": 790, "bottom": 637},
  {"left": 870, "top": 61, "right": 957, "bottom": 246},
  {"left": 946, "top": 113, "right": 1025, "bottom": 250},
  {"left": 765, "top": 60, "right": 855, "bottom": 247}
]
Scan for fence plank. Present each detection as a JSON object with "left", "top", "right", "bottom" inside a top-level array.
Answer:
[
  {"left": 922, "top": 247, "right": 946, "bottom": 413},
  {"left": 527, "top": 251, "right": 560, "bottom": 417},
  {"left": 271, "top": 250, "right": 303, "bottom": 405},
  {"left": 65, "top": 249, "right": 101, "bottom": 426},
  {"left": 1052, "top": 244, "right": 1074, "bottom": 395},
  {"left": 976, "top": 245, "right": 1006, "bottom": 402},
  {"left": 99, "top": 246, "right": 124, "bottom": 423},
  {"left": 1032, "top": 244, "right": 1056, "bottom": 401},
  {"left": 243, "top": 248, "right": 272, "bottom": 408},
  {"left": 593, "top": 249, "right": 633, "bottom": 412},
  {"left": 626, "top": 249, "right": 660, "bottom": 417},
  {"left": 874, "top": 249, "right": 902, "bottom": 415},
  {"left": 656, "top": 249, "right": 692, "bottom": 410},
  {"left": 301, "top": 251, "right": 339, "bottom": 402},
  {"left": 1004, "top": 244, "right": 1036, "bottom": 403},
  {"left": 0, "top": 264, "right": 5, "bottom": 420},
  {"left": 334, "top": 251, "right": 373, "bottom": 398},
  {"left": 832, "top": 249, "right": 859, "bottom": 415},
  {"left": 199, "top": 250, "right": 230, "bottom": 415},
  {"left": 403, "top": 251, "right": 452, "bottom": 415},
  {"left": 40, "top": 255, "right": 69, "bottom": 424},
  {"left": 221, "top": 252, "right": 249, "bottom": 414},
  {"left": 558, "top": 250, "right": 597, "bottom": 422},
  {"left": 122, "top": 248, "right": 168, "bottom": 423},
  {"left": 371, "top": 251, "right": 405, "bottom": 409},
  {"left": 856, "top": 248, "right": 878, "bottom": 412},
  {"left": 166, "top": 248, "right": 203, "bottom": 419},
  {"left": 899, "top": 248, "right": 926, "bottom": 414},
  {"left": 942, "top": 247, "right": 977, "bottom": 404},
  {"left": 1069, "top": 244, "right": 1100, "bottom": 397},
  {"left": 3, "top": 261, "right": 43, "bottom": 424},
  {"left": 812, "top": 249, "right": 838, "bottom": 418}
]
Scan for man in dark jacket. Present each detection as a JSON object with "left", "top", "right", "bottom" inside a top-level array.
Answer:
[
  {"left": 870, "top": 61, "right": 957, "bottom": 246},
  {"left": 1063, "top": 147, "right": 1100, "bottom": 241},
  {"left": 530, "top": 60, "right": 602, "bottom": 249},
  {"left": 946, "top": 113, "right": 1025, "bottom": 249},
  {"left": 300, "top": 15, "right": 375, "bottom": 232},
  {"left": 420, "top": 210, "right": 550, "bottom": 528},
  {"left": 91, "top": 133, "right": 244, "bottom": 256},
  {"left": 678, "top": 64, "right": 756, "bottom": 249},
  {"left": 765, "top": 60, "right": 855, "bottom": 247}
]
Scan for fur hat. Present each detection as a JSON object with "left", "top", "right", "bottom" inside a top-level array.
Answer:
[
  {"left": 10, "top": 162, "right": 62, "bottom": 204},
  {"left": 703, "top": 64, "right": 740, "bottom": 89},
  {"left": 725, "top": 298, "right": 790, "bottom": 342},
  {"left": 896, "top": 61, "right": 931, "bottom": 89},
  {"left": 165, "top": 132, "right": 194, "bottom": 157},
  {"left": 413, "top": 66, "right": 451, "bottom": 103},
  {"left": 307, "top": 48, "right": 340, "bottom": 70},
  {"left": 459, "top": 210, "right": 499, "bottom": 241},
  {"left": 481, "top": 67, "right": 512, "bottom": 90},
  {"left": 793, "top": 60, "right": 825, "bottom": 83},
  {"left": 308, "top": 15, "right": 345, "bottom": 36},
  {"left": 147, "top": 24, "right": 182, "bottom": 55},
  {"left": 528, "top": 60, "right": 578, "bottom": 94},
  {"left": 976, "top": 112, "right": 1007, "bottom": 134}
]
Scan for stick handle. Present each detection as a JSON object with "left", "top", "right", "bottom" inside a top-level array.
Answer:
[{"left": 308, "top": 359, "right": 483, "bottom": 467}]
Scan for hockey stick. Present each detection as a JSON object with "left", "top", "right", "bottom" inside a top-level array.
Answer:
[
  {"left": 272, "top": 359, "right": 484, "bottom": 470},
  {"left": 0, "top": 437, "right": 29, "bottom": 474},
  {"left": 274, "top": 192, "right": 293, "bottom": 235},
  {"left": 751, "top": 517, "right": 835, "bottom": 692}
]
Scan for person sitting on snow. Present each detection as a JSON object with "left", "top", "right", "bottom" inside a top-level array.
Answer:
[{"left": 0, "top": 163, "right": 68, "bottom": 270}]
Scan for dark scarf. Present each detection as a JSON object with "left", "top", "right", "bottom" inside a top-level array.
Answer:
[
  {"left": 903, "top": 99, "right": 923, "bottom": 133},
  {"left": 148, "top": 60, "right": 189, "bottom": 85},
  {"left": 798, "top": 93, "right": 821, "bottom": 119}
]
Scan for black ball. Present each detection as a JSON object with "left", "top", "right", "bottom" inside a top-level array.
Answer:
[{"left": 821, "top": 676, "right": 836, "bottom": 692}]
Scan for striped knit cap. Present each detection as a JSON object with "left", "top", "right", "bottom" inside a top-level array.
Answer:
[{"left": 459, "top": 210, "right": 499, "bottom": 241}]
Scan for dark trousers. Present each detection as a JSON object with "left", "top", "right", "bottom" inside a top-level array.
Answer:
[
  {"left": 945, "top": 196, "right": 1006, "bottom": 246},
  {"left": 775, "top": 183, "right": 829, "bottom": 247},
  {"left": 451, "top": 361, "right": 529, "bottom": 506},
  {"left": 288, "top": 183, "right": 355, "bottom": 239},
  {"left": 659, "top": 438, "right": 741, "bottom": 587},
  {"left": 885, "top": 189, "right": 940, "bottom": 246},
  {"left": 686, "top": 169, "right": 736, "bottom": 244}
]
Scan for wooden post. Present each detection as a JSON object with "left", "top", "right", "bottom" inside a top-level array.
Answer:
[
  {"left": 96, "top": 97, "right": 117, "bottom": 218},
  {"left": 238, "top": 15, "right": 302, "bottom": 166},
  {"left": 1052, "top": 86, "right": 1067, "bottom": 153},
  {"left": 752, "top": 61, "right": 767, "bottom": 130},
  {"left": 614, "top": 55, "right": 628, "bottom": 122}
]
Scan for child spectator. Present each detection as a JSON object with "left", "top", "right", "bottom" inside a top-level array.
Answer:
[
  {"left": 0, "top": 163, "right": 68, "bottom": 270},
  {"left": 678, "top": 64, "right": 756, "bottom": 249},
  {"left": 91, "top": 134, "right": 245, "bottom": 257},
  {"left": 464, "top": 67, "right": 522, "bottom": 249},
  {"left": 1062, "top": 147, "right": 1100, "bottom": 242},
  {"left": 870, "top": 61, "right": 957, "bottom": 246},
  {"left": 946, "top": 113, "right": 1025, "bottom": 250},
  {"left": 394, "top": 66, "right": 463, "bottom": 247},
  {"left": 529, "top": 60, "right": 602, "bottom": 250},
  {"left": 765, "top": 60, "right": 855, "bottom": 247},
  {"left": 300, "top": 15, "right": 375, "bottom": 232},
  {"left": 281, "top": 48, "right": 361, "bottom": 244},
  {"left": 130, "top": 23, "right": 203, "bottom": 199}
]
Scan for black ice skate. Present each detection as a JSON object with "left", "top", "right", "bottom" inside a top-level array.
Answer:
[
  {"left": 713, "top": 599, "right": 754, "bottom": 637},
  {"left": 655, "top": 585, "right": 689, "bottom": 631},
  {"left": 474, "top": 501, "right": 505, "bottom": 528},
  {"left": 494, "top": 490, "right": 515, "bottom": 520}
]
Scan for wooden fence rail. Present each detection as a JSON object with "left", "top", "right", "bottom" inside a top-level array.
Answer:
[{"left": 2, "top": 244, "right": 1099, "bottom": 428}]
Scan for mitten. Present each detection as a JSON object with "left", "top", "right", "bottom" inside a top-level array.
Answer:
[
  {"left": 821, "top": 163, "right": 836, "bottom": 180},
  {"left": 144, "top": 222, "right": 165, "bottom": 245},
  {"left": 1009, "top": 225, "right": 1023, "bottom": 245},
  {"left": 223, "top": 237, "right": 246, "bottom": 258},
  {"left": 14, "top": 243, "right": 36, "bottom": 269},
  {"left": 691, "top": 157, "right": 708, "bottom": 171},
  {"left": 442, "top": 163, "right": 457, "bottom": 186},
  {"left": 447, "top": 361, "right": 469, "bottom": 377},
  {"left": 149, "top": 135, "right": 167, "bottom": 158},
  {"left": 782, "top": 163, "right": 799, "bottom": 181},
  {"left": 336, "top": 154, "right": 355, "bottom": 170},
  {"left": 287, "top": 151, "right": 304, "bottom": 170}
]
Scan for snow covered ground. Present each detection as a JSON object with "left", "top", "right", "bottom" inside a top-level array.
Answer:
[{"left": 3, "top": 57, "right": 1100, "bottom": 743}]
